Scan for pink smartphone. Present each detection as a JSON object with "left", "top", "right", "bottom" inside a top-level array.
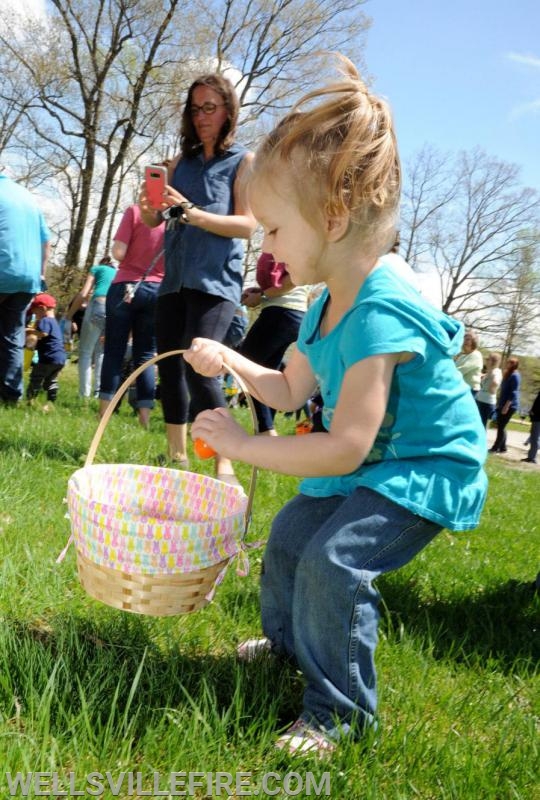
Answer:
[{"left": 144, "top": 165, "right": 167, "bottom": 209}]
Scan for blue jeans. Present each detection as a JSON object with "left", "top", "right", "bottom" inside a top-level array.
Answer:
[
  {"left": 261, "top": 488, "right": 441, "bottom": 740},
  {"left": 0, "top": 291, "right": 33, "bottom": 402},
  {"left": 239, "top": 305, "right": 305, "bottom": 432},
  {"left": 99, "top": 282, "right": 159, "bottom": 408},
  {"left": 223, "top": 311, "right": 247, "bottom": 349},
  {"left": 77, "top": 297, "right": 106, "bottom": 397}
]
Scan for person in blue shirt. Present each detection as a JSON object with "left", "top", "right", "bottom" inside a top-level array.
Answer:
[
  {"left": 0, "top": 171, "right": 51, "bottom": 403},
  {"left": 490, "top": 356, "right": 521, "bottom": 453},
  {"left": 26, "top": 293, "right": 66, "bottom": 405},
  {"left": 139, "top": 73, "right": 257, "bottom": 478},
  {"left": 184, "top": 56, "right": 487, "bottom": 756}
]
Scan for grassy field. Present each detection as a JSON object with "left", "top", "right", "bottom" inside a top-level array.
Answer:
[{"left": 0, "top": 361, "right": 538, "bottom": 799}]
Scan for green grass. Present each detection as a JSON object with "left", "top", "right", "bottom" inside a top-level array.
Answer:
[{"left": 0, "top": 361, "right": 537, "bottom": 798}]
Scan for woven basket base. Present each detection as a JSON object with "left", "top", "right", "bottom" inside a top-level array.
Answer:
[{"left": 76, "top": 551, "right": 228, "bottom": 616}]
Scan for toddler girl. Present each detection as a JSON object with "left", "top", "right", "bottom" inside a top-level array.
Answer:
[{"left": 184, "top": 56, "right": 487, "bottom": 757}]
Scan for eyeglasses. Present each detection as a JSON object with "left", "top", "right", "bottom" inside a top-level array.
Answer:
[{"left": 189, "top": 102, "right": 226, "bottom": 116}]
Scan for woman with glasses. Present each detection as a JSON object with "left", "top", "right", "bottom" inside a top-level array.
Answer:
[{"left": 139, "top": 74, "right": 256, "bottom": 480}]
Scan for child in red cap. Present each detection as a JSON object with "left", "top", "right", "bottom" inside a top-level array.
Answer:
[{"left": 26, "top": 293, "right": 66, "bottom": 406}]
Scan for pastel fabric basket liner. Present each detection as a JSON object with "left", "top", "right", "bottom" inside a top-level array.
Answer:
[{"left": 60, "top": 350, "right": 258, "bottom": 616}]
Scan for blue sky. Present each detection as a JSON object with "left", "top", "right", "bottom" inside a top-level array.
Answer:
[{"left": 364, "top": 0, "right": 540, "bottom": 191}]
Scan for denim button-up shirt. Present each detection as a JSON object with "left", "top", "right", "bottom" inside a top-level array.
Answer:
[{"left": 159, "top": 144, "right": 248, "bottom": 304}]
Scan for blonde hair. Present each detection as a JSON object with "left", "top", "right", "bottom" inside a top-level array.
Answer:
[{"left": 251, "top": 55, "right": 401, "bottom": 253}]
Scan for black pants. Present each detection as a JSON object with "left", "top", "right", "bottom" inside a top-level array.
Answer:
[
  {"left": 26, "top": 362, "right": 64, "bottom": 402},
  {"left": 239, "top": 305, "right": 305, "bottom": 432},
  {"left": 155, "top": 289, "right": 236, "bottom": 425},
  {"left": 491, "top": 409, "right": 515, "bottom": 452}
]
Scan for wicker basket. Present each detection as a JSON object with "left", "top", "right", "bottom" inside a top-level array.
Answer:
[
  {"left": 64, "top": 349, "right": 257, "bottom": 616},
  {"left": 76, "top": 551, "right": 227, "bottom": 616}
]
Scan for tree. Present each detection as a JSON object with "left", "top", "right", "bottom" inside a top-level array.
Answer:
[
  {"left": 499, "top": 239, "right": 540, "bottom": 361},
  {"left": 208, "top": 0, "right": 368, "bottom": 126},
  {"left": 400, "top": 145, "right": 457, "bottom": 268},
  {"left": 401, "top": 146, "right": 540, "bottom": 343},
  {"left": 0, "top": 65, "right": 38, "bottom": 159},
  {"left": 3, "top": 0, "right": 187, "bottom": 272},
  {"left": 0, "top": 0, "right": 370, "bottom": 288}
]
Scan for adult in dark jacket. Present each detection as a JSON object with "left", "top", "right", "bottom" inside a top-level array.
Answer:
[
  {"left": 490, "top": 357, "right": 521, "bottom": 454},
  {"left": 521, "top": 389, "right": 540, "bottom": 464}
]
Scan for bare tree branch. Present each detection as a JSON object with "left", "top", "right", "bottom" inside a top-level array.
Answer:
[{"left": 401, "top": 147, "right": 540, "bottom": 344}]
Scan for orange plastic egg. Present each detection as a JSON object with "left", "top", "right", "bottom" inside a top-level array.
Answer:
[{"left": 194, "top": 438, "right": 216, "bottom": 459}]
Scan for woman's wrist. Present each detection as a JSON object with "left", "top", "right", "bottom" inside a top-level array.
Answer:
[{"left": 182, "top": 203, "right": 202, "bottom": 226}]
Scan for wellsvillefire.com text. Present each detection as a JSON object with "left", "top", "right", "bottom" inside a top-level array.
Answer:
[{"left": 4, "top": 771, "right": 332, "bottom": 797}]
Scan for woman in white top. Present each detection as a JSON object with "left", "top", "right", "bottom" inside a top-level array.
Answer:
[
  {"left": 476, "top": 352, "right": 502, "bottom": 427},
  {"left": 455, "top": 330, "right": 483, "bottom": 395}
]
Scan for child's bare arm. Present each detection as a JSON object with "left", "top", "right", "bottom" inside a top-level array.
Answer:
[
  {"left": 190, "top": 352, "right": 401, "bottom": 478},
  {"left": 184, "top": 338, "right": 317, "bottom": 412}
]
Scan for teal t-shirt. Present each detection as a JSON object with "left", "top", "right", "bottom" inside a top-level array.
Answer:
[
  {"left": 90, "top": 263, "right": 116, "bottom": 297},
  {"left": 296, "top": 259, "right": 487, "bottom": 531}
]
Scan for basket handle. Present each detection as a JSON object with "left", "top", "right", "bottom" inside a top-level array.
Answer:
[{"left": 84, "top": 349, "right": 259, "bottom": 537}]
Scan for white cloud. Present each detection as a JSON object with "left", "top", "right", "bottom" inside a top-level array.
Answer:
[
  {"left": 506, "top": 51, "right": 540, "bottom": 119},
  {"left": 510, "top": 98, "right": 540, "bottom": 118},
  {"left": 506, "top": 51, "right": 540, "bottom": 68}
]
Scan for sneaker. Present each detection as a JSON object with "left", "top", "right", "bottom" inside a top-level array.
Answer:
[
  {"left": 521, "top": 458, "right": 537, "bottom": 463},
  {"left": 236, "top": 637, "right": 273, "bottom": 662},
  {"left": 275, "top": 718, "right": 336, "bottom": 758}
]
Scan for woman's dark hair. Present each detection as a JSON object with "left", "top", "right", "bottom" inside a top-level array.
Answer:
[
  {"left": 503, "top": 356, "right": 519, "bottom": 378},
  {"left": 180, "top": 74, "right": 239, "bottom": 158},
  {"left": 99, "top": 253, "right": 114, "bottom": 266}
]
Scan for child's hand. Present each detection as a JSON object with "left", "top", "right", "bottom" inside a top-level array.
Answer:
[
  {"left": 191, "top": 407, "right": 248, "bottom": 459},
  {"left": 184, "top": 338, "right": 228, "bottom": 377},
  {"left": 241, "top": 286, "right": 263, "bottom": 308},
  {"left": 25, "top": 332, "right": 39, "bottom": 350}
]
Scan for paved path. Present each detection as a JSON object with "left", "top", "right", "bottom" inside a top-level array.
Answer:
[{"left": 486, "top": 423, "right": 537, "bottom": 466}]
